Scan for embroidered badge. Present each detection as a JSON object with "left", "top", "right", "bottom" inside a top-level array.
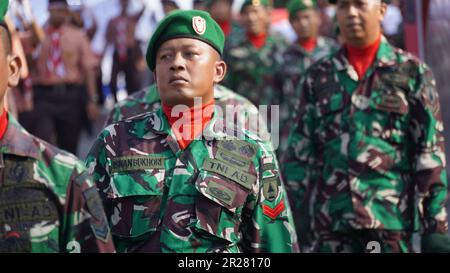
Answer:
[
  {"left": 192, "top": 16, "right": 206, "bottom": 35},
  {"left": 262, "top": 200, "right": 285, "bottom": 220}
]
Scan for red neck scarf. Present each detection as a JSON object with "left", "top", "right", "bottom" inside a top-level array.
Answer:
[
  {"left": 299, "top": 37, "right": 317, "bottom": 53},
  {"left": 345, "top": 34, "right": 381, "bottom": 79},
  {"left": 0, "top": 109, "right": 8, "bottom": 140},
  {"left": 219, "top": 21, "right": 232, "bottom": 37},
  {"left": 247, "top": 32, "right": 267, "bottom": 49},
  {"left": 162, "top": 100, "right": 215, "bottom": 150}
]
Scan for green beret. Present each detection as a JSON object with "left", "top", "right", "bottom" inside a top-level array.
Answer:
[
  {"left": 146, "top": 10, "right": 225, "bottom": 71},
  {"left": 287, "top": 0, "right": 317, "bottom": 19},
  {"left": 0, "top": 0, "right": 9, "bottom": 22},
  {"left": 204, "top": 0, "right": 234, "bottom": 8},
  {"left": 240, "top": 0, "right": 271, "bottom": 13}
]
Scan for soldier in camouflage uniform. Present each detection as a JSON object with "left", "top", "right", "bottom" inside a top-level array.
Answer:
[
  {"left": 282, "top": 0, "right": 450, "bottom": 252},
  {"left": 106, "top": 84, "right": 270, "bottom": 141},
  {"left": 276, "top": 0, "right": 338, "bottom": 155},
  {"left": 0, "top": 1, "right": 114, "bottom": 253},
  {"left": 222, "top": 0, "right": 287, "bottom": 108},
  {"left": 86, "top": 10, "right": 299, "bottom": 253}
]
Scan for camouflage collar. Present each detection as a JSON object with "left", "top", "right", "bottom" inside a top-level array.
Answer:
[
  {"left": 332, "top": 35, "right": 397, "bottom": 72},
  {"left": 293, "top": 36, "right": 329, "bottom": 56},
  {"left": 0, "top": 113, "right": 41, "bottom": 160}
]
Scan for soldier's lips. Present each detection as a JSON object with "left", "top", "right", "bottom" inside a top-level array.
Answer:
[
  {"left": 169, "top": 76, "right": 189, "bottom": 85},
  {"left": 347, "top": 23, "right": 362, "bottom": 30}
]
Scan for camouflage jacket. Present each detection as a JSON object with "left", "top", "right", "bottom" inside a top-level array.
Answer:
[
  {"left": 0, "top": 114, "right": 114, "bottom": 253},
  {"left": 276, "top": 36, "right": 338, "bottom": 155},
  {"left": 86, "top": 108, "right": 299, "bottom": 253},
  {"left": 222, "top": 31, "right": 287, "bottom": 107},
  {"left": 282, "top": 36, "right": 449, "bottom": 235},
  {"left": 106, "top": 84, "right": 271, "bottom": 145},
  {"left": 276, "top": 36, "right": 338, "bottom": 125}
]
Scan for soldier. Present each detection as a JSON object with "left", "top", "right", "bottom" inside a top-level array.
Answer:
[
  {"left": 222, "top": 0, "right": 287, "bottom": 108},
  {"left": 0, "top": 0, "right": 114, "bottom": 253},
  {"left": 276, "top": 0, "right": 338, "bottom": 154},
  {"left": 86, "top": 10, "right": 299, "bottom": 253},
  {"left": 282, "top": 0, "right": 450, "bottom": 252}
]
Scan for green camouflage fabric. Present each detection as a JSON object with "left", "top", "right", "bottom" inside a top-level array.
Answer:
[
  {"left": 0, "top": 114, "right": 115, "bottom": 253},
  {"left": 282, "top": 36, "right": 449, "bottom": 243},
  {"left": 276, "top": 36, "right": 338, "bottom": 154},
  {"left": 86, "top": 108, "right": 299, "bottom": 253},
  {"left": 222, "top": 31, "right": 288, "bottom": 107},
  {"left": 106, "top": 84, "right": 270, "bottom": 143}
]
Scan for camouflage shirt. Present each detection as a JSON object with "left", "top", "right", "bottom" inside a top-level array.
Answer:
[
  {"left": 0, "top": 114, "right": 114, "bottom": 253},
  {"left": 87, "top": 108, "right": 299, "bottom": 253},
  {"left": 106, "top": 84, "right": 271, "bottom": 144},
  {"left": 222, "top": 31, "right": 288, "bottom": 107},
  {"left": 276, "top": 36, "right": 338, "bottom": 126},
  {"left": 276, "top": 36, "right": 338, "bottom": 154},
  {"left": 282, "top": 36, "right": 449, "bottom": 235}
]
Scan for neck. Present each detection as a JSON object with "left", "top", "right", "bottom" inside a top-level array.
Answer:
[
  {"left": 162, "top": 99, "right": 215, "bottom": 150},
  {"left": 345, "top": 33, "right": 382, "bottom": 79},
  {"left": 247, "top": 31, "right": 267, "bottom": 49},
  {"left": 219, "top": 20, "right": 231, "bottom": 36},
  {"left": 298, "top": 37, "right": 317, "bottom": 52},
  {"left": 0, "top": 108, "right": 8, "bottom": 140}
]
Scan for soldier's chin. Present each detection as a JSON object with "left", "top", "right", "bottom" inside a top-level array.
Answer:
[{"left": 161, "top": 91, "right": 197, "bottom": 107}]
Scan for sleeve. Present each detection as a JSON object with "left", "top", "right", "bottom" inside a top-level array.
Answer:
[
  {"left": 60, "top": 161, "right": 115, "bottom": 253},
  {"left": 281, "top": 75, "right": 318, "bottom": 241},
  {"left": 409, "top": 63, "right": 449, "bottom": 235},
  {"left": 239, "top": 142, "right": 300, "bottom": 253}
]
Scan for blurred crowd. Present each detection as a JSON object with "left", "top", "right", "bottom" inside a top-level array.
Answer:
[{"left": 0, "top": 0, "right": 438, "bottom": 159}]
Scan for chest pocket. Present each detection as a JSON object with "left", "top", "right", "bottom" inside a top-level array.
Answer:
[
  {"left": 109, "top": 169, "right": 165, "bottom": 240},
  {"left": 370, "top": 75, "right": 410, "bottom": 145},
  {"left": 315, "top": 91, "right": 344, "bottom": 143},
  {"left": 193, "top": 167, "right": 253, "bottom": 244},
  {"left": 0, "top": 157, "right": 60, "bottom": 253}
]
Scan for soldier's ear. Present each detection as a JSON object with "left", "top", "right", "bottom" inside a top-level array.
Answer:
[
  {"left": 378, "top": 2, "right": 387, "bottom": 21},
  {"left": 7, "top": 54, "right": 21, "bottom": 88},
  {"left": 213, "top": 59, "right": 227, "bottom": 84}
]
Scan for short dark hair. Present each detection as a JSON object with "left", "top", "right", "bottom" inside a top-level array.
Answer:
[{"left": 0, "top": 23, "right": 12, "bottom": 55}]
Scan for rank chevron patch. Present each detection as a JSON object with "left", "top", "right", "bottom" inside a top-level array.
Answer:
[{"left": 262, "top": 200, "right": 285, "bottom": 220}]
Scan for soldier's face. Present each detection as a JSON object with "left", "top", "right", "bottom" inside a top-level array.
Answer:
[
  {"left": 208, "top": 0, "right": 232, "bottom": 23},
  {"left": 335, "top": 0, "right": 386, "bottom": 46},
  {"left": 0, "top": 29, "right": 21, "bottom": 109},
  {"left": 290, "top": 9, "right": 321, "bottom": 40},
  {"left": 155, "top": 38, "right": 226, "bottom": 107},
  {"left": 241, "top": 5, "right": 271, "bottom": 35}
]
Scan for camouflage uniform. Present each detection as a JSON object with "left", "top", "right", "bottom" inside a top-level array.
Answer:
[
  {"left": 86, "top": 108, "right": 299, "bottom": 253},
  {"left": 276, "top": 36, "right": 338, "bottom": 154},
  {"left": 0, "top": 115, "right": 114, "bottom": 253},
  {"left": 282, "top": 36, "right": 449, "bottom": 253},
  {"left": 222, "top": 31, "right": 287, "bottom": 107}
]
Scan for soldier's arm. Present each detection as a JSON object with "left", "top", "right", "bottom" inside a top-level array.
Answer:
[
  {"left": 85, "top": 132, "right": 112, "bottom": 208},
  {"left": 410, "top": 63, "right": 449, "bottom": 234},
  {"left": 60, "top": 163, "right": 115, "bottom": 253},
  {"left": 240, "top": 143, "right": 300, "bottom": 253},
  {"left": 281, "top": 77, "right": 317, "bottom": 242}
]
